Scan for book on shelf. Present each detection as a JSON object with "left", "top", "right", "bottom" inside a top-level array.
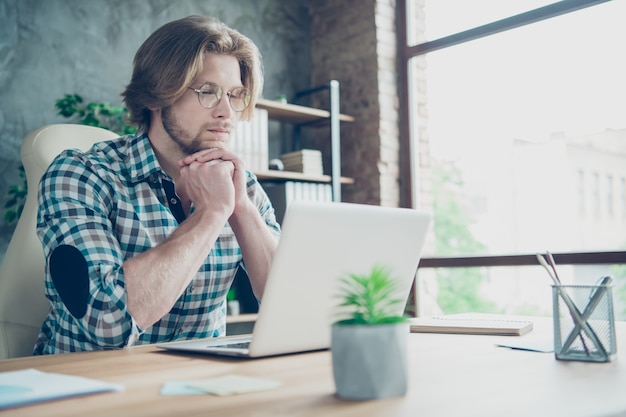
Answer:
[
  {"left": 263, "top": 181, "right": 332, "bottom": 224},
  {"left": 231, "top": 108, "right": 268, "bottom": 172},
  {"left": 281, "top": 165, "right": 323, "bottom": 176},
  {"left": 409, "top": 313, "right": 533, "bottom": 336},
  {"left": 280, "top": 149, "right": 322, "bottom": 160},
  {"left": 279, "top": 149, "right": 323, "bottom": 176}
]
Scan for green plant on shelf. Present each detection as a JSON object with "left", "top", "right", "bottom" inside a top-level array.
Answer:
[
  {"left": 3, "top": 94, "right": 137, "bottom": 225},
  {"left": 54, "top": 94, "right": 137, "bottom": 136}
]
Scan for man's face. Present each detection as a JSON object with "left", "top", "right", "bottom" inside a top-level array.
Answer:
[{"left": 162, "top": 53, "right": 244, "bottom": 155}]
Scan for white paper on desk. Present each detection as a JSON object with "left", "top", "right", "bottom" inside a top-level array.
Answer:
[
  {"left": 187, "top": 374, "right": 282, "bottom": 396},
  {"left": 0, "top": 368, "right": 123, "bottom": 409}
]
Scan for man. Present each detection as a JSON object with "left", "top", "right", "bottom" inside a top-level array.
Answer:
[{"left": 34, "top": 15, "right": 280, "bottom": 355}]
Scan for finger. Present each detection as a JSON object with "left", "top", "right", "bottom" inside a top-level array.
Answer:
[
  {"left": 179, "top": 148, "right": 223, "bottom": 166},
  {"left": 210, "top": 150, "right": 244, "bottom": 171}
]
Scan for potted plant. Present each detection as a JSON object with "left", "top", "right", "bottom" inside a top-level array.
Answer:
[
  {"left": 331, "top": 264, "right": 410, "bottom": 400},
  {"left": 3, "top": 94, "right": 136, "bottom": 225}
]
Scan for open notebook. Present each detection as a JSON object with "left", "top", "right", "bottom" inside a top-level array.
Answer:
[{"left": 157, "top": 200, "right": 432, "bottom": 358}]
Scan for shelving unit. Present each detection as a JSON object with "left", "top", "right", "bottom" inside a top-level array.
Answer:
[
  {"left": 232, "top": 82, "right": 354, "bottom": 314},
  {"left": 253, "top": 80, "right": 354, "bottom": 202},
  {"left": 254, "top": 169, "right": 354, "bottom": 184},
  {"left": 255, "top": 98, "right": 355, "bottom": 125}
]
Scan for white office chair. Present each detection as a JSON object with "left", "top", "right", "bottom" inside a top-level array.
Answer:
[{"left": 0, "top": 124, "right": 119, "bottom": 359}]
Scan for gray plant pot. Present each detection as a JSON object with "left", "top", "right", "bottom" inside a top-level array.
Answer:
[{"left": 331, "top": 323, "right": 409, "bottom": 400}]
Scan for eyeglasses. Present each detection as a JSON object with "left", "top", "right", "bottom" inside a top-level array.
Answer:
[{"left": 189, "top": 82, "right": 252, "bottom": 112}]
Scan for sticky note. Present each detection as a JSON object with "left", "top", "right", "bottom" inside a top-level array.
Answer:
[
  {"left": 186, "top": 374, "right": 282, "bottom": 396},
  {"left": 160, "top": 381, "right": 207, "bottom": 396}
]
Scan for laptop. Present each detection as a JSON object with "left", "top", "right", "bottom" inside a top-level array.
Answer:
[{"left": 157, "top": 200, "right": 432, "bottom": 358}]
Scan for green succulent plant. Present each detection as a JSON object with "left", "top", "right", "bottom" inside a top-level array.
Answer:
[{"left": 334, "top": 264, "right": 408, "bottom": 325}]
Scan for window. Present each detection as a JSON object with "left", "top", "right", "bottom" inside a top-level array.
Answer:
[
  {"left": 417, "top": 0, "right": 555, "bottom": 42},
  {"left": 399, "top": 0, "right": 626, "bottom": 318},
  {"left": 577, "top": 169, "right": 585, "bottom": 216},
  {"left": 593, "top": 172, "right": 601, "bottom": 219},
  {"left": 607, "top": 175, "right": 614, "bottom": 218},
  {"left": 621, "top": 177, "right": 626, "bottom": 219}
]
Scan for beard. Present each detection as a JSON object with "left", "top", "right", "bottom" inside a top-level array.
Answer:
[{"left": 161, "top": 106, "right": 205, "bottom": 155}]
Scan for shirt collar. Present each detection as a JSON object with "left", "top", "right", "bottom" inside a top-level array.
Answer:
[{"left": 125, "top": 132, "right": 171, "bottom": 184}]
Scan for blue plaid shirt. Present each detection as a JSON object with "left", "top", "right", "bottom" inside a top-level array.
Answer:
[{"left": 34, "top": 133, "right": 280, "bottom": 355}]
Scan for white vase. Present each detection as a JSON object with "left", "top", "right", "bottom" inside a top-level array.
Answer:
[
  {"left": 227, "top": 300, "right": 240, "bottom": 316},
  {"left": 331, "top": 323, "right": 409, "bottom": 400}
]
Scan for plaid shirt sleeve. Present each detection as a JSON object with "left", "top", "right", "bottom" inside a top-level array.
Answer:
[{"left": 36, "top": 149, "right": 138, "bottom": 353}]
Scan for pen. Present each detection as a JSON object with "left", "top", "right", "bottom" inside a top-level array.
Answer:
[{"left": 536, "top": 253, "right": 590, "bottom": 355}]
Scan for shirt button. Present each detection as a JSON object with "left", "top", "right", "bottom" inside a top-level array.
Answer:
[{"left": 170, "top": 198, "right": 177, "bottom": 205}]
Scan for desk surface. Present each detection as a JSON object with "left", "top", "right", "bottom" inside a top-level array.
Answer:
[{"left": 1, "top": 318, "right": 625, "bottom": 417}]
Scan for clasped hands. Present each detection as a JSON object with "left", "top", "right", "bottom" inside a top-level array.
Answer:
[{"left": 177, "top": 148, "right": 248, "bottom": 217}]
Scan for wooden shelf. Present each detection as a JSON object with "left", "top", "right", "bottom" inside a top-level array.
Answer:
[
  {"left": 256, "top": 98, "right": 355, "bottom": 125},
  {"left": 254, "top": 170, "right": 354, "bottom": 184},
  {"left": 225, "top": 313, "right": 258, "bottom": 324},
  {"left": 255, "top": 82, "right": 353, "bottom": 202},
  {"left": 252, "top": 97, "right": 356, "bottom": 187}
]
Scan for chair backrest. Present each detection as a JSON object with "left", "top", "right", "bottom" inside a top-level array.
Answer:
[{"left": 0, "top": 124, "right": 119, "bottom": 359}]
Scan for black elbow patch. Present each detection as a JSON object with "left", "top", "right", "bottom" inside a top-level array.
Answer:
[{"left": 50, "top": 245, "right": 89, "bottom": 319}]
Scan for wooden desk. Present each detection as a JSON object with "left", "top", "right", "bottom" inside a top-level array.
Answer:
[{"left": 1, "top": 318, "right": 625, "bottom": 417}]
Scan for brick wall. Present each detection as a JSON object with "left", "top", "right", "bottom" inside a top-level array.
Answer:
[
  {"left": 307, "top": 1, "right": 435, "bottom": 315},
  {"left": 307, "top": 0, "right": 402, "bottom": 207}
]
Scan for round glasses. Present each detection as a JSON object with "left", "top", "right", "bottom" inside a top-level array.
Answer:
[{"left": 189, "top": 82, "right": 252, "bottom": 112}]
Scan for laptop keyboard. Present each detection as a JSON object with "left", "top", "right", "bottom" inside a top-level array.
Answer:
[{"left": 210, "top": 341, "right": 250, "bottom": 349}]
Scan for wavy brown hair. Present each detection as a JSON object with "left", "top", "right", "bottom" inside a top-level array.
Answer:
[{"left": 122, "top": 15, "right": 263, "bottom": 132}]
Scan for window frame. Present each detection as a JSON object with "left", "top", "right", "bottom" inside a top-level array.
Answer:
[{"left": 396, "top": 0, "right": 626, "bottom": 268}]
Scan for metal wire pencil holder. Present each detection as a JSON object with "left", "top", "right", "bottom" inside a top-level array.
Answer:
[{"left": 552, "top": 281, "right": 617, "bottom": 362}]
